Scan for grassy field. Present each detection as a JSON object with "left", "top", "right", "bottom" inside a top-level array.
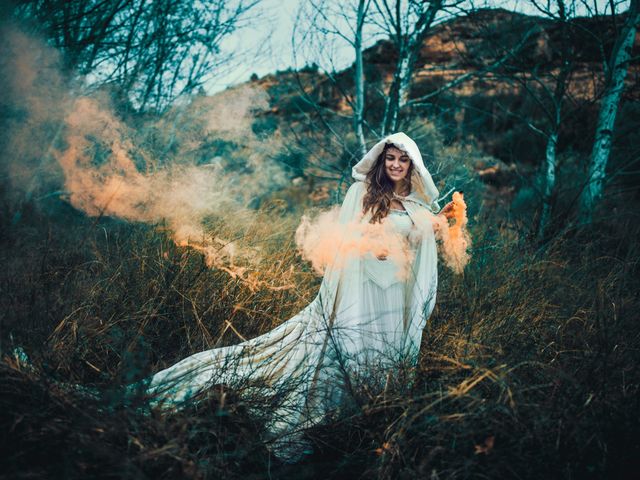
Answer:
[{"left": 1, "top": 185, "right": 639, "bottom": 479}]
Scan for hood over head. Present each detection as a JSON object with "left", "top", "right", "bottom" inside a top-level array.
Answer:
[{"left": 352, "top": 132, "right": 440, "bottom": 211}]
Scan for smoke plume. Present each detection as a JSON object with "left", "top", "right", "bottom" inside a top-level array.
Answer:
[
  {"left": 432, "top": 192, "right": 471, "bottom": 273},
  {"left": 295, "top": 192, "right": 472, "bottom": 278},
  {"left": 1, "top": 25, "right": 293, "bottom": 290},
  {"left": 295, "top": 207, "right": 415, "bottom": 281}
]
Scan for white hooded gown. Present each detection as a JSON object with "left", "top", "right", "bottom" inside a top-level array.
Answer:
[{"left": 129, "top": 132, "right": 440, "bottom": 460}]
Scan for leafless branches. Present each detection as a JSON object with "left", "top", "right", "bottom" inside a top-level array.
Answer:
[{"left": 11, "top": 0, "right": 263, "bottom": 112}]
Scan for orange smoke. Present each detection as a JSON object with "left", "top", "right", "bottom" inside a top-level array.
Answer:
[
  {"left": 431, "top": 192, "right": 471, "bottom": 274},
  {"left": 1, "top": 27, "right": 288, "bottom": 292},
  {"left": 295, "top": 208, "right": 415, "bottom": 281},
  {"left": 296, "top": 193, "right": 472, "bottom": 279},
  {"left": 53, "top": 97, "right": 288, "bottom": 291}
]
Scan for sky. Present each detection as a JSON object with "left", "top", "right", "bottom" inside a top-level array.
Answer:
[{"left": 206, "top": 0, "right": 629, "bottom": 94}]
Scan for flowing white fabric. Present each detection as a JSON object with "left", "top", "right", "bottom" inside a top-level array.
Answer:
[{"left": 128, "top": 134, "right": 439, "bottom": 461}]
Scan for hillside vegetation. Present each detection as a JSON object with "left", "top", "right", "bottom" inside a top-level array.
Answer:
[{"left": 1, "top": 6, "right": 639, "bottom": 480}]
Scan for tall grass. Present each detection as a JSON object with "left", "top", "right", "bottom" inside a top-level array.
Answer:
[{"left": 1, "top": 187, "right": 639, "bottom": 479}]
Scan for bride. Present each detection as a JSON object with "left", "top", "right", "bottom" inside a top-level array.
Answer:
[{"left": 127, "top": 131, "right": 456, "bottom": 461}]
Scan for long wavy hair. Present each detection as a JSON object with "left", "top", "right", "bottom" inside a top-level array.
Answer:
[{"left": 363, "top": 143, "right": 414, "bottom": 224}]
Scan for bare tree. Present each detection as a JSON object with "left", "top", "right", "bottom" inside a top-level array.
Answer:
[
  {"left": 293, "top": 0, "right": 379, "bottom": 160},
  {"left": 371, "top": 0, "right": 447, "bottom": 135},
  {"left": 294, "top": 2, "right": 542, "bottom": 174},
  {"left": 578, "top": 0, "right": 640, "bottom": 222},
  {"left": 483, "top": 0, "right": 583, "bottom": 238},
  {"left": 11, "top": 0, "right": 263, "bottom": 112},
  {"left": 293, "top": 0, "right": 467, "bottom": 177},
  {"left": 354, "top": 0, "right": 372, "bottom": 157},
  {"left": 433, "top": 1, "right": 635, "bottom": 236}
]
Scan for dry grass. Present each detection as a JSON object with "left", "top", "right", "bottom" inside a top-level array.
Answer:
[{"left": 1, "top": 189, "right": 639, "bottom": 479}]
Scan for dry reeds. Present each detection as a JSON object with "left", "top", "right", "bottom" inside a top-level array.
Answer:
[{"left": 1, "top": 190, "right": 639, "bottom": 479}]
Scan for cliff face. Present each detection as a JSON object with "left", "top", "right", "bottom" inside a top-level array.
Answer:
[{"left": 250, "top": 8, "right": 639, "bottom": 166}]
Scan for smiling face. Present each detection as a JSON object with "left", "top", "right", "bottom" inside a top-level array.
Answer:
[{"left": 384, "top": 146, "right": 411, "bottom": 183}]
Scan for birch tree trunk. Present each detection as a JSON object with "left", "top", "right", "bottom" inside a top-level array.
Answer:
[
  {"left": 378, "top": 0, "right": 442, "bottom": 135},
  {"left": 538, "top": 130, "right": 558, "bottom": 239},
  {"left": 384, "top": 51, "right": 411, "bottom": 134},
  {"left": 382, "top": 48, "right": 407, "bottom": 135},
  {"left": 537, "top": 0, "right": 573, "bottom": 240},
  {"left": 578, "top": 0, "right": 640, "bottom": 223},
  {"left": 354, "top": 0, "right": 369, "bottom": 157}
]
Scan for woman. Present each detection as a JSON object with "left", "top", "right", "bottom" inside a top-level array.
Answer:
[{"left": 128, "top": 132, "right": 454, "bottom": 461}]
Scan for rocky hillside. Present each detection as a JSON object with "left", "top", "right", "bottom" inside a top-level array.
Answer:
[{"left": 249, "top": 8, "right": 639, "bottom": 167}]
